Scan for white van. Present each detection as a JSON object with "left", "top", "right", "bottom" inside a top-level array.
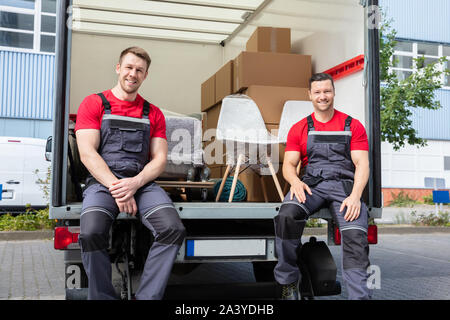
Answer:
[{"left": 0, "top": 137, "right": 50, "bottom": 212}]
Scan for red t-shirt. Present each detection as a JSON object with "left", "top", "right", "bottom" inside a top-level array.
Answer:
[
  {"left": 74, "top": 89, "right": 167, "bottom": 140},
  {"left": 285, "top": 109, "right": 369, "bottom": 167}
]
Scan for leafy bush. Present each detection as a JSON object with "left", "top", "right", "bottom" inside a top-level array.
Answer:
[
  {"left": 0, "top": 207, "right": 56, "bottom": 231},
  {"left": 411, "top": 211, "right": 450, "bottom": 227},
  {"left": 388, "top": 191, "right": 420, "bottom": 207},
  {"left": 421, "top": 194, "right": 434, "bottom": 205},
  {"left": 306, "top": 218, "right": 324, "bottom": 228}
]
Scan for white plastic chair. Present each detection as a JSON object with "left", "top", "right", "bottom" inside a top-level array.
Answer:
[
  {"left": 278, "top": 100, "right": 313, "bottom": 143},
  {"left": 215, "top": 95, "right": 284, "bottom": 202}
]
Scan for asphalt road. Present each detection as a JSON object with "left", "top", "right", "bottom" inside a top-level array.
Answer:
[{"left": 0, "top": 233, "right": 449, "bottom": 300}]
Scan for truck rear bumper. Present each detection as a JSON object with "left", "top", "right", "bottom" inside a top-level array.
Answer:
[{"left": 50, "top": 201, "right": 383, "bottom": 220}]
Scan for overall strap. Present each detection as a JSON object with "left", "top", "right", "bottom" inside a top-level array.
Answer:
[
  {"left": 143, "top": 100, "right": 150, "bottom": 117},
  {"left": 97, "top": 93, "right": 112, "bottom": 114},
  {"left": 344, "top": 115, "right": 353, "bottom": 131},
  {"left": 307, "top": 114, "right": 315, "bottom": 132}
]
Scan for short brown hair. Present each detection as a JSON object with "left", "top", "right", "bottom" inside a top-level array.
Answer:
[
  {"left": 119, "top": 47, "right": 151, "bottom": 71},
  {"left": 309, "top": 72, "right": 335, "bottom": 90}
]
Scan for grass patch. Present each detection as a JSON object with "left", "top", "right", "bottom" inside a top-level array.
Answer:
[
  {"left": 410, "top": 211, "right": 450, "bottom": 227},
  {"left": 0, "top": 207, "right": 56, "bottom": 231},
  {"left": 306, "top": 218, "right": 324, "bottom": 228},
  {"left": 421, "top": 194, "right": 434, "bottom": 205},
  {"left": 388, "top": 191, "right": 420, "bottom": 207}
]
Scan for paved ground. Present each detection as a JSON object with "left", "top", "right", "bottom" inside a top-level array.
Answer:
[
  {"left": 0, "top": 240, "right": 65, "bottom": 300},
  {"left": 318, "top": 233, "right": 450, "bottom": 300},
  {"left": 0, "top": 232, "right": 449, "bottom": 300}
]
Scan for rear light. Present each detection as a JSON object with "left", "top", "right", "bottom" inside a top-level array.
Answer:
[
  {"left": 367, "top": 225, "right": 378, "bottom": 244},
  {"left": 54, "top": 227, "right": 80, "bottom": 250},
  {"left": 334, "top": 225, "right": 378, "bottom": 245},
  {"left": 69, "top": 113, "right": 77, "bottom": 122},
  {"left": 8, "top": 140, "right": 21, "bottom": 143}
]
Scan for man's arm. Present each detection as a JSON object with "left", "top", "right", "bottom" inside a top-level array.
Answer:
[
  {"left": 339, "top": 150, "right": 370, "bottom": 221},
  {"left": 108, "top": 137, "right": 168, "bottom": 202},
  {"left": 283, "top": 151, "right": 312, "bottom": 203},
  {"left": 76, "top": 129, "right": 119, "bottom": 188}
]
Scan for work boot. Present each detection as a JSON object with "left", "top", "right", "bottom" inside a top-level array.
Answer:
[{"left": 281, "top": 282, "right": 299, "bottom": 300}]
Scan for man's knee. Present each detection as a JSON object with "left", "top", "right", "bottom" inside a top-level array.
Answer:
[
  {"left": 341, "top": 229, "right": 370, "bottom": 270},
  {"left": 79, "top": 208, "right": 114, "bottom": 252},
  {"left": 274, "top": 204, "right": 308, "bottom": 239},
  {"left": 145, "top": 206, "right": 186, "bottom": 246}
]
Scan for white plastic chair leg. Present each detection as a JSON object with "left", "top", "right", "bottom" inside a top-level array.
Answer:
[{"left": 228, "top": 154, "right": 244, "bottom": 203}]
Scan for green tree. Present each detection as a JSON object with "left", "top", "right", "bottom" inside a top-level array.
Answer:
[{"left": 380, "top": 17, "right": 450, "bottom": 150}]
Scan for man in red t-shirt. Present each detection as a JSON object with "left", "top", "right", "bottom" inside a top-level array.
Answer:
[
  {"left": 75, "top": 47, "right": 185, "bottom": 300},
  {"left": 274, "top": 73, "right": 372, "bottom": 300}
]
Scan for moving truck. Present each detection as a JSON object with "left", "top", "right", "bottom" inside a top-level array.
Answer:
[{"left": 49, "top": 0, "right": 382, "bottom": 300}]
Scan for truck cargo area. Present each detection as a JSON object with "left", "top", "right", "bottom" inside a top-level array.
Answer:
[{"left": 50, "top": 0, "right": 381, "bottom": 300}]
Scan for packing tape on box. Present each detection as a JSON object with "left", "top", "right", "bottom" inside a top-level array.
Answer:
[{"left": 271, "top": 28, "right": 277, "bottom": 52}]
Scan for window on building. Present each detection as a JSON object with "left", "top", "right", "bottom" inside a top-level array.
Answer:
[
  {"left": 0, "top": 0, "right": 56, "bottom": 53},
  {"left": 390, "top": 40, "right": 450, "bottom": 89}
]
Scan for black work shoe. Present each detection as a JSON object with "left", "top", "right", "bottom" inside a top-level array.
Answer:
[{"left": 281, "top": 282, "right": 299, "bottom": 300}]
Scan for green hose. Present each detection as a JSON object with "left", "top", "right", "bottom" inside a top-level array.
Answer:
[{"left": 213, "top": 177, "right": 247, "bottom": 202}]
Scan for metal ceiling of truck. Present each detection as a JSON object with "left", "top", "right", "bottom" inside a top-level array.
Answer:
[
  {"left": 71, "top": 0, "right": 270, "bottom": 44},
  {"left": 71, "top": 0, "right": 362, "bottom": 45}
]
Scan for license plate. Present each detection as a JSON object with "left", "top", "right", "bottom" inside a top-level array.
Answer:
[{"left": 186, "top": 239, "right": 266, "bottom": 258}]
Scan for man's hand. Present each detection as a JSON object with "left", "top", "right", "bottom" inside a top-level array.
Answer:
[
  {"left": 109, "top": 177, "right": 143, "bottom": 202},
  {"left": 290, "top": 179, "right": 312, "bottom": 203},
  {"left": 115, "top": 196, "right": 138, "bottom": 216},
  {"left": 340, "top": 194, "right": 361, "bottom": 221}
]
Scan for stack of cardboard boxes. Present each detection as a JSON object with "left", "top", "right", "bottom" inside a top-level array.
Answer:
[{"left": 201, "top": 27, "right": 312, "bottom": 201}]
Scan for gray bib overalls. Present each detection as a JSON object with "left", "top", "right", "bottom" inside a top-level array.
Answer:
[
  {"left": 273, "top": 114, "right": 372, "bottom": 300},
  {"left": 79, "top": 92, "right": 186, "bottom": 300}
]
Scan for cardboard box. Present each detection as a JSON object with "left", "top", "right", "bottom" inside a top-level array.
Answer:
[
  {"left": 204, "top": 87, "right": 310, "bottom": 130},
  {"left": 201, "top": 74, "right": 216, "bottom": 112},
  {"left": 243, "top": 85, "right": 310, "bottom": 124},
  {"left": 215, "top": 60, "right": 233, "bottom": 104},
  {"left": 233, "top": 51, "right": 311, "bottom": 92},
  {"left": 246, "top": 27, "right": 291, "bottom": 53},
  {"left": 209, "top": 166, "right": 224, "bottom": 179},
  {"left": 239, "top": 167, "right": 286, "bottom": 202},
  {"left": 204, "top": 102, "right": 221, "bottom": 132}
]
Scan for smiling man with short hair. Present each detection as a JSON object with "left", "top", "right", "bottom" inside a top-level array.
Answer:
[
  {"left": 273, "top": 72, "right": 372, "bottom": 300},
  {"left": 75, "top": 47, "right": 186, "bottom": 300}
]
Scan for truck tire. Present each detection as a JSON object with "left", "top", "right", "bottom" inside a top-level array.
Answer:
[{"left": 252, "top": 261, "right": 276, "bottom": 282}]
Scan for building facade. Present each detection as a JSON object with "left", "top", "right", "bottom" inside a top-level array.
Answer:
[
  {"left": 0, "top": 0, "right": 55, "bottom": 139},
  {"left": 380, "top": 0, "right": 450, "bottom": 204}
]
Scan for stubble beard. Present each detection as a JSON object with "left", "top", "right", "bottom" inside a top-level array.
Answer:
[
  {"left": 314, "top": 101, "right": 333, "bottom": 113},
  {"left": 120, "top": 79, "right": 140, "bottom": 94}
]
